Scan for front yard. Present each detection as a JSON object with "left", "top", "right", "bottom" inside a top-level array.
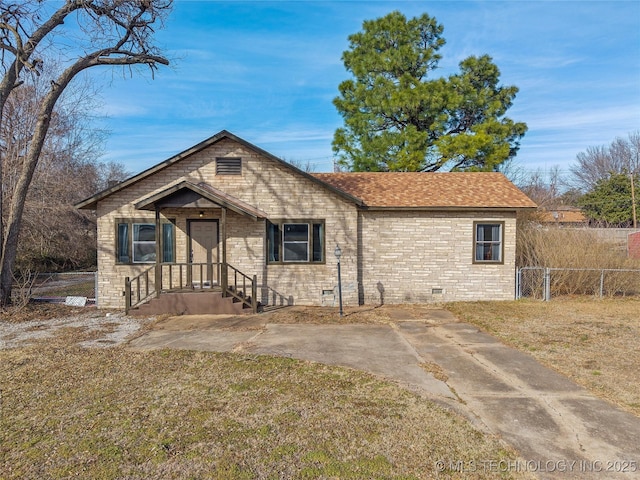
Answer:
[
  {"left": 1, "top": 304, "right": 528, "bottom": 480},
  {"left": 1, "top": 297, "right": 638, "bottom": 479}
]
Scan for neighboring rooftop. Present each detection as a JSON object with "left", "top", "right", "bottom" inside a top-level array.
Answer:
[
  {"left": 313, "top": 172, "right": 537, "bottom": 209},
  {"left": 538, "top": 207, "right": 587, "bottom": 224}
]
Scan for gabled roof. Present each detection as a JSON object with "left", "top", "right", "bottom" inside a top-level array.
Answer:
[
  {"left": 313, "top": 172, "right": 537, "bottom": 210},
  {"left": 538, "top": 207, "right": 587, "bottom": 224},
  {"left": 75, "top": 130, "right": 363, "bottom": 210}
]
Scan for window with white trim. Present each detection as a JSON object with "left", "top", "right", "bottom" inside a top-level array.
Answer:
[
  {"left": 267, "top": 220, "right": 324, "bottom": 263},
  {"left": 473, "top": 222, "right": 503, "bottom": 263}
]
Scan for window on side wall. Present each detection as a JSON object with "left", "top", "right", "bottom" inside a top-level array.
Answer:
[
  {"left": 267, "top": 220, "right": 324, "bottom": 264},
  {"left": 116, "top": 219, "right": 175, "bottom": 264},
  {"left": 473, "top": 222, "right": 504, "bottom": 264}
]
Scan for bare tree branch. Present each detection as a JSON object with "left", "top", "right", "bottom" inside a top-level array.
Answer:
[{"left": 570, "top": 131, "right": 640, "bottom": 191}]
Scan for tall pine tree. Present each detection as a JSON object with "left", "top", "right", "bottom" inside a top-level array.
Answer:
[{"left": 333, "top": 11, "right": 527, "bottom": 172}]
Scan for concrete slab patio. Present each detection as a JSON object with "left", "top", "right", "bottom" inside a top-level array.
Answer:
[{"left": 128, "top": 308, "right": 640, "bottom": 479}]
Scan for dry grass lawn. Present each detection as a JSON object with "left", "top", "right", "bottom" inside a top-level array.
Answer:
[
  {"left": 4, "top": 297, "right": 636, "bottom": 478},
  {"left": 446, "top": 297, "right": 640, "bottom": 417},
  {"left": 1, "top": 305, "right": 531, "bottom": 480}
]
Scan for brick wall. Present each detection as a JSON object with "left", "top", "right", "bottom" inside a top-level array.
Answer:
[
  {"left": 359, "top": 210, "right": 518, "bottom": 303},
  {"left": 629, "top": 231, "right": 640, "bottom": 259}
]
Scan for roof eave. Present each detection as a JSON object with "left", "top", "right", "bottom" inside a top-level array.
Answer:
[{"left": 135, "top": 181, "right": 267, "bottom": 220}]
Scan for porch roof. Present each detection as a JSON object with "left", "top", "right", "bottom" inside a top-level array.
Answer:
[{"left": 135, "top": 181, "right": 268, "bottom": 220}]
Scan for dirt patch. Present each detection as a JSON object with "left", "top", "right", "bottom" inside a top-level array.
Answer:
[
  {"left": 257, "top": 303, "right": 445, "bottom": 325},
  {"left": 1, "top": 304, "right": 153, "bottom": 349}
]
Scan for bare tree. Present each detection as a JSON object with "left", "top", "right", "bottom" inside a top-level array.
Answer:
[
  {"left": 515, "top": 166, "right": 567, "bottom": 209},
  {"left": 285, "top": 157, "right": 317, "bottom": 173},
  {"left": 1, "top": 71, "right": 127, "bottom": 272},
  {"left": 0, "top": 0, "right": 171, "bottom": 306},
  {"left": 570, "top": 131, "right": 640, "bottom": 191}
]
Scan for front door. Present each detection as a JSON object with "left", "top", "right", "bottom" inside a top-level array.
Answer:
[{"left": 189, "top": 220, "right": 219, "bottom": 288}]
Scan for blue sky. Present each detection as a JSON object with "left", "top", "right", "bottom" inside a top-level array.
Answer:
[{"left": 87, "top": 0, "right": 640, "bottom": 178}]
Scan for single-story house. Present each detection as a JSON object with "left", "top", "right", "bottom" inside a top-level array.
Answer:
[{"left": 75, "top": 130, "right": 536, "bottom": 313}]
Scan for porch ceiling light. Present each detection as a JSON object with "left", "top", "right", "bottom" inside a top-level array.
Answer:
[{"left": 199, "top": 211, "right": 204, "bottom": 217}]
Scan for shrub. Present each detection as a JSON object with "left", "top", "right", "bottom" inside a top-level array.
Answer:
[{"left": 517, "top": 218, "right": 640, "bottom": 296}]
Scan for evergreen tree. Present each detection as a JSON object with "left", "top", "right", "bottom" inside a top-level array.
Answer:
[
  {"left": 578, "top": 173, "right": 639, "bottom": 226},
  {"left": 333, "top": 11, "right": 527, "bottom": 172}
]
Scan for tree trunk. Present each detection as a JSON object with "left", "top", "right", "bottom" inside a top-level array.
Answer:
[
  {"left": 0, "top": 61, "right": 81, "bottom": 306},
  {"left": 0, "top": 3, "right": 80, "bottom": 306}
]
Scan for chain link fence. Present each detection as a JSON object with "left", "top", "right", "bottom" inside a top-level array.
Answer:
[
  {"left": 13, "top": 272, "right": 97, "bottom": 306},
  {"left": 517, "top": 267, "right": 640, "bottom": 301}
]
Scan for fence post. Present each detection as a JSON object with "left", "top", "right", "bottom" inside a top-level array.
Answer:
[
  {"left": 600, "top": 270, "right": 604, "bottom": 298},
  {"left": 94, "top": 272, "right": 98, "bottom": 307},
  {"left": 515, "top": 268, "right": 521, "bottom": 299},
  {"left": 544, "top": 268, "right": 551, "bottom": 301}
]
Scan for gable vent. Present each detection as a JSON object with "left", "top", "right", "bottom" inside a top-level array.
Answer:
[{"left": 216, "top": 157, "right": 242, "bottom": 175}]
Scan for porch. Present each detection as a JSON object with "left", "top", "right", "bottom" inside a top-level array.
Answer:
[
  {"left": 125, "top": 262, "right": 259, "bottom": 315},
  {"left": 126, "top": 181, "right": 268, "bottom": 315}
]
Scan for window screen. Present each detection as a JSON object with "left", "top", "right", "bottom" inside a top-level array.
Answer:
[
  {"left": 133, "top": 224, "right": 156, "bottom": 263},
  {"left": 283, "top": 224, "right": 309, "bottom": 262}
]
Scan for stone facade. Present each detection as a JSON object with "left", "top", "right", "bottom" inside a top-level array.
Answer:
[{"left": 85, "top": 133, "right": 525, "bottom": 310}]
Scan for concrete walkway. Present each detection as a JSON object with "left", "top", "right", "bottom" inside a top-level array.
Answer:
[{"left": 128, "top": 309, "right": 640, "bottom": 479}]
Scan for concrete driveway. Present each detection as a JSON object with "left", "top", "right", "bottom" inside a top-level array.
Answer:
[{"left": 128, "top": 308, "right": 640, "bottom": 479}]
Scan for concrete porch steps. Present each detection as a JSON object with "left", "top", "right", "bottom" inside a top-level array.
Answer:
[{"left": 129, "top": 290, "right": 255, "bottom": 316}]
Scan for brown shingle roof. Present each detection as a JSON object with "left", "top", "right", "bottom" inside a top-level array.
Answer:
[{"left": 312, "top": 172, "right": 536, "bottom": 209}]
